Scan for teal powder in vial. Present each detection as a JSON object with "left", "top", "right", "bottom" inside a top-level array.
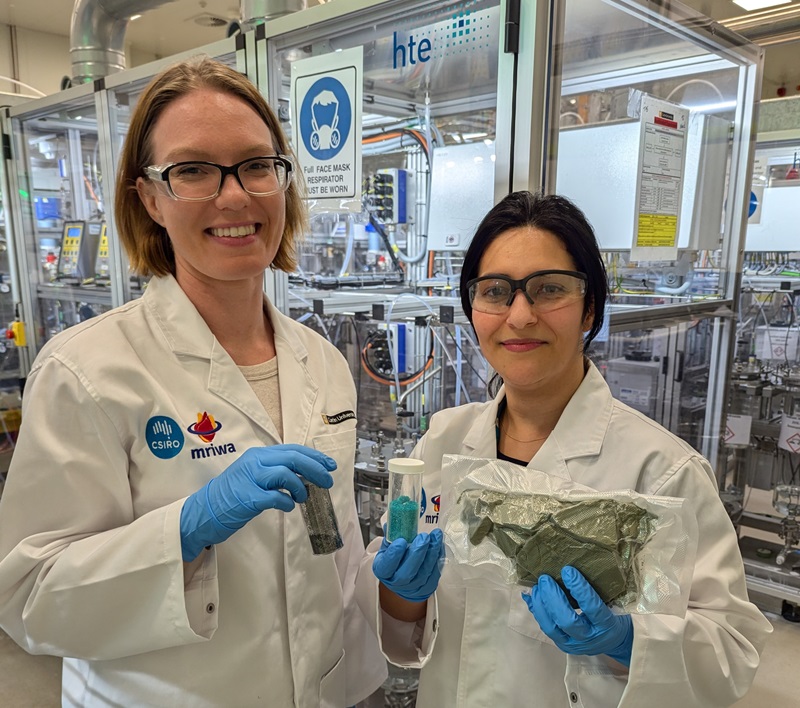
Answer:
[
  {"left": 388, "top": 496, "right": 420, "bottom": 543},
  {"left": 387, "top": 458, "right": 425, "bottom": 544}
]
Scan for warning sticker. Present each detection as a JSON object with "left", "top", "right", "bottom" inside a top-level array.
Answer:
[{"left": 779, "top": 414, "right": 800, "bottom": 453}]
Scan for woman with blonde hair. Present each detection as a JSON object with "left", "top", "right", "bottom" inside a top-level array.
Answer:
[{"left": 0, "top": 56, "right": 386, "bottom": 707}]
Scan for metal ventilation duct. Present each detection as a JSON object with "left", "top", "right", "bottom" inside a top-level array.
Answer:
[
  {"left": 70, "top": 0, "right": 308, "bottom": 84},
  {"left": 70, "top": 0, "right": 177, "bottom": 84},
  {"left": 721, "top": 6, "right": 800, "bottom": 47},
  {"left": 239, "top": 0, "right": 307, "bottom": 33}
]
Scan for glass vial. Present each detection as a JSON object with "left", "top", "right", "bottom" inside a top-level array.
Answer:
[
  {"left": 387, "top": 458, "right": 424, "bottom": 543},
  {"left": 300, "top": 483, "right": 344, "bottom": 555}
]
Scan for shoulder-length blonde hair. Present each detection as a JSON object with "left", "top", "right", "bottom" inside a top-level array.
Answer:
[{"left": 115, "top": 55, "right": 306, "bottom": 276}]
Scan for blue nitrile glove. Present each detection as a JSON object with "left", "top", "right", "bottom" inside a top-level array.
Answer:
[
  {"left": 522, "top": 565, "right": 634, "bottom": 666},
  {"left": 179, "top": 444, "right": 336, "bottom": 562},
  {"left": 373, "top": 527, "right": 444, "bottom": 603}
]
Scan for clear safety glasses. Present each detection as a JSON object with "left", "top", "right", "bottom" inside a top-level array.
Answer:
[
  {"left": 467, "top": 270, "right": 588, "bottom": 315},
  {"left": 144, "top": 155, "right": 293, "bottom": 201}
]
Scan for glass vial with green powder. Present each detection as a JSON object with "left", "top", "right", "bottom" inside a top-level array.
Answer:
[
  {"left": 300, "top": 483, "right": 344, "bottom": 555},
  {"left": 387, "top": 458, "right": 424, "bottom": 543}
]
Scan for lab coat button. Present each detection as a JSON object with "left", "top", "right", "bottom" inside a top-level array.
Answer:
[
  {"left": 206, "top": 603, "right": 216, "bottom": 614},
  {"left": 432, "top": 619, "right": 438, "bottom": 633},
  {"left": 570, "top": 691, "right": 578, "bottom": 703}
]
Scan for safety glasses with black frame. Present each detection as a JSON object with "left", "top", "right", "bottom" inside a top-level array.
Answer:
[
  {"left": 144, "top": 155, "right": 293, "bottom": 201},
  {"left": 467, "top": 270, "right": 588, "bottom": 315}
]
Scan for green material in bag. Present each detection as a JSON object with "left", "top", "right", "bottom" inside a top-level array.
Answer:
[{"left": 461, "top": 490, "right": 654, "bottom": 604}]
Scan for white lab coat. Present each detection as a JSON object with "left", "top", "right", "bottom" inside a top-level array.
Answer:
[
  {"left": 0, "top": 275, "right": 387, "bottom": 707},
  {"left": 357, "top": 361, "right": 771, "bottom": 707}
]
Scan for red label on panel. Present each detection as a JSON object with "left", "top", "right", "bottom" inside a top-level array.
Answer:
[{"left": 654, "top": 116, "right": 678, "bottom": 129}]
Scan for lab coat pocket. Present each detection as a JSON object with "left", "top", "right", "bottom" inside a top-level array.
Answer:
[
  {"left": 507, "top": 591, "right": 555, "bottom": 646},
  {"left": 312, "top": 427, "right": 357, "bottom": 458},
  {"left": 312, "top": 428, "right": 357, "bottom": 500},
  {"left": 318, "top": 649, "right": 346, "bottom": 708}
]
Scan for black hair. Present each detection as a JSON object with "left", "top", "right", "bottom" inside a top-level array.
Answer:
[{"left": 459, "top": 190, "right": 608, "bottom": 350}]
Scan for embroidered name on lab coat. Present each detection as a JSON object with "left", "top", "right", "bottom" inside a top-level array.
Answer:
[{"left": 322, "top": 410, "right": 356, "bottom": 425}]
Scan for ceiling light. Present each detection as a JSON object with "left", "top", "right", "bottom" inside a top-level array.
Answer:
[
  {"left": 732, "top": 0, "right": 790, "bottom": 12},
  {"left": 192, "top": 14, "right": 229, "bottom": 27},
  {"left": 129, "top": 14, "right": 142, "bottom": 20}
]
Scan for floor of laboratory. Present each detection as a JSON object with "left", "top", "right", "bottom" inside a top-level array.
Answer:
[{"left": 0, "top": 614, "right": 797, "bottom": 706}]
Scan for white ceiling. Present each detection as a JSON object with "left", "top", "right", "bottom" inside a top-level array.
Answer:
[
  {"left": 0, "top": 0, "right": 797, "bottom": 87},
  {"left": 0, "top": 0, "right": 327, "bottom": 58},
  {"left": 0, "top": 0, "right": 777, "bottom": 56}
]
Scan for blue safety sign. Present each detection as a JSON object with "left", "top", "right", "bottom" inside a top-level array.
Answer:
[
  {"left": 292, "top": 47, "right": 363, "bottom": 200},
  {"left": 299, "top": 76, "right": 352, "bottom": 161},
  {"left": 748, "top": 190, "right": 758, "bottom": 218}
]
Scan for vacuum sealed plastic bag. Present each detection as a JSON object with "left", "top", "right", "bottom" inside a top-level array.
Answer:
[{"left": 441, "top": 455, "right": 698, "bottom": 616}]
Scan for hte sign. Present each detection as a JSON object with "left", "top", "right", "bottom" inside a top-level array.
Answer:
[{"left": 393, "top": 32, "right": 432, "bottom": 68}]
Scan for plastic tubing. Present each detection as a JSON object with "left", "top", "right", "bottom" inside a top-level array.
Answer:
[
  {"left": 392, "top": 233, "right": 429, "bottom": 264},
  {"left": 665, "top": 79, "right": 724, "bottom": 103},
  {"left": 338, "top": 214, "right": 355, "bottom": 277},
  {"left": 386, "top": 293, "right": 437, "bottom": 396}
]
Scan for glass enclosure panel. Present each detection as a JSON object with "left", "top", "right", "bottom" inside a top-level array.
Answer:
[
  {"left": 732, "top": 97, "right": 800, "bottom": 509},
  {"left": 552, "top": 0, "right": 753, "bottom": 311},
  {"left": 270, "top": 0, "right": 501, "bottom": 293},
  {"left": 707, "top": 95, "right": 800, "bottom": 614},
  {"left": 593, "top": 316, "right": 719, "bottom": 456},
  {"left": 10, "top": 90, "right": 113, "bottom": 349},
  {"left": 0, "top": 123, "right": 22, "bottom": 482},
  {"left": 744, "top": 96, "right": 800, "bottom": 254},
  {"left": 726, "top": 292, "right": 800, "bottom": 598}
]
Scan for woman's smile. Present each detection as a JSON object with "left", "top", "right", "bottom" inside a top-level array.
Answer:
[
  {"left": 207, "top": 222, "right": 259, "bottom": 239},
  {"left": 501, "top": 338, "right": 545, "bottom": 352}
]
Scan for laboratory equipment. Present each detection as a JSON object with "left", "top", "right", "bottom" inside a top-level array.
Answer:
[
  {"left": 55, "top": 220, "right": 101, "bottom": 283},
  {"left": 773, "top": 485, "right": 800, "bottom": 567},
  {"left": 94, "top": 222, "right": 110, "bottom": 284},
  {"left": 724, "top": 301, "right": 800, "bottom": 616},
  {"left": 427, "top": 140, "right": 496, "bottom": 251}
]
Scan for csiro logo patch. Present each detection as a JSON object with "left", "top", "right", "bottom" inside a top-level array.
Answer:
[{"left": 146, "top": 416, "right": 184, "bottom": 459}]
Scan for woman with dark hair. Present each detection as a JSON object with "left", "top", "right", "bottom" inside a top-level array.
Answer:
[
  {"left": 0, "top": 57, "right": 386, "bottom": 706},
  {"left": 358, "top": 191, "right": 770, "bottom": 707}
]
